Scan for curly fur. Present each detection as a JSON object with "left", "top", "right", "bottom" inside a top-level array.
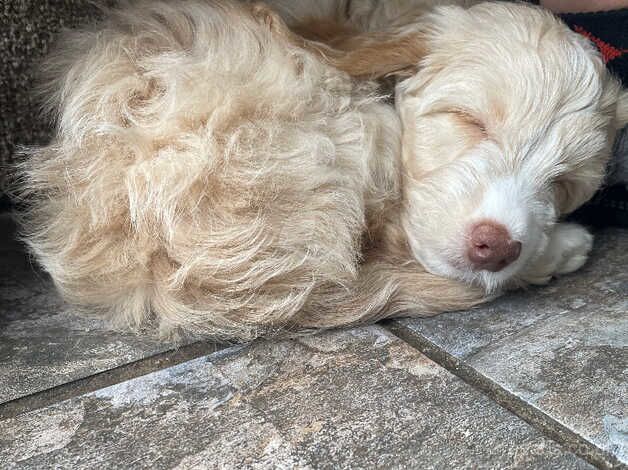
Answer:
[{"left": 12, "top": 0, "right": 627, "bottom": 340}]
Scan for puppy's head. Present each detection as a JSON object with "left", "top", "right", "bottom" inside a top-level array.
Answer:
[{"left": 361, "top": 2, "right": 627, "bottom": 291}]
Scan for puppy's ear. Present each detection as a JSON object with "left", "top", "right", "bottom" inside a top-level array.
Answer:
[
  {"left": 327, "top": 31, "right": 429, "bottom": 79},
  {"left": 290, "top": 15, "right": 429, "bottom": 79},
  {"left": 254, "top": 7, "right": 429, "bottom": 80}
]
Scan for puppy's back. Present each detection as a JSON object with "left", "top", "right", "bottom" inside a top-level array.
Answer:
[{"left": 15, "top": 0, "right": 391, "bottom": 339}]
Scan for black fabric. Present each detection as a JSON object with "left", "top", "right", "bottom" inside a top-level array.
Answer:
[
  {"left": 571, "top": 185, "right": 628, "bottom": 227},
  {"left": 560, "top": 9, "right": 628, "bottom": 87},
  {"left": 559, "top": 9, "right": 628, "bottom": 227}
]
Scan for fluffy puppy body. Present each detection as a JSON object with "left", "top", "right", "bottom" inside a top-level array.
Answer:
[
  {"left": 15, "top": 0, "right": 484, "bottom": 339},
  {"left": 14, "top": 0, "right": 627, "bottom": 340}
]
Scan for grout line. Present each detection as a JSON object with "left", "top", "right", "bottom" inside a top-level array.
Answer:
[
  {"left": 385, "top": 320, "right": 621, "bottom": 470},
  {"left": 0, "top": 341, "right": 225, "bottom": 420}
]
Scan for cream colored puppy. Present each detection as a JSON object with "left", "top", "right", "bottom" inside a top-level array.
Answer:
[
  {"left": 392, "top": 4, "right": 625, "bottom": 291},
  {"left": 14, "top": 0, "right": 627, "bottom": 340},
  {"left": 279, "top": 0, "right": 628, "bottom": 290}
]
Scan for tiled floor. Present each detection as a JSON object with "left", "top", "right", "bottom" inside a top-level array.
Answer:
[
  {"left": 391, "top": 230, "right": 628, "bottom": 468},
  {"left": 1, "top": 214, "right": 626, "bottom": 469},
  {"left": 0, "top": 216, "right": 202, "bottom": 404}
]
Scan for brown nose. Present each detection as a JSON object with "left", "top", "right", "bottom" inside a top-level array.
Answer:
[{"left": 467, "top": 222, "right": 522, "bottom": 272}]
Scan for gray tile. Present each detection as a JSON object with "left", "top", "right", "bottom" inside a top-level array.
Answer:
[
  {"left": 467, "top": 303, "right": 627, "bottom": 464},
  {"left": 0, "top": 326, "right": 592, "bottom": 469},
  {"left": 0, "top": 215, "right": 185, "bottom": 403},
  {"left": 393, "top": 228, "right": 628, "bottom": 466}
]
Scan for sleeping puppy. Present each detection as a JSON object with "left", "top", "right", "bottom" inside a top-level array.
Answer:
[
  {"left": 13, "top": 0, "right": 627, "bottom": 340},
  {"left": 389, "top": 3, "right": 627, "bottom": 290},
  {"left": 279, "top": 0, "right": 628, "bottom": 289}
]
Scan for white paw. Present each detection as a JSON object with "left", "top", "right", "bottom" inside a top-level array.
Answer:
[
  {"left": 551, "top": 223, "right": 593, "bottom": 274},
  {"left": 521, "top": 223, "right": 593, "bottom": 285}
]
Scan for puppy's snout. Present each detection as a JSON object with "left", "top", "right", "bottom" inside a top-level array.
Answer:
[{"left": 467, "top": 222, "right": 521, "bottom": 272}]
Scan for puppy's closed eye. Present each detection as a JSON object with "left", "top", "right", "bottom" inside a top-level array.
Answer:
[
  {"left": 445, "top": 109, "right": 487, "bottom": 140},
  {"left": 406, "top": 108, "right": 488, "bottom": 177}
]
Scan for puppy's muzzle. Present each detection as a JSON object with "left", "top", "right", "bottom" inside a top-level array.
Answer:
[{"left": 467, "top": 222, "right": 522, "bottom": 272}]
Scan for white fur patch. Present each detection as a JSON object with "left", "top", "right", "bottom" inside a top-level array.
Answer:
[{"left": 521, "top": 223, "right": 594, "bottom": 285}]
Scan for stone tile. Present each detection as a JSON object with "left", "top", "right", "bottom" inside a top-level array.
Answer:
[
  {"left": 467, "top": 304, "right": 627, "bottom": 464},
  {"left": 0, "top": 327, "right": 592, "bottom": 469},
  {"left": 0, "top": 215, "right": 186, "bottom": 403},
  {"left": 393, "top": 228, "right": 628, "bottom": 466}
]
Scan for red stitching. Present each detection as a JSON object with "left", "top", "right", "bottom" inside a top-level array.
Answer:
[{"left": 573, "top": 25, "right": 627, "bottom": 63}]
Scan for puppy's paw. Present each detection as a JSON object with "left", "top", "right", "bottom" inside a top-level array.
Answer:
[
  {"left": 551, "top": 223, "right": 593, "bottom": 274},
  {"left": 521, "top": 223, "right": 593, "bottom": 285}
]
